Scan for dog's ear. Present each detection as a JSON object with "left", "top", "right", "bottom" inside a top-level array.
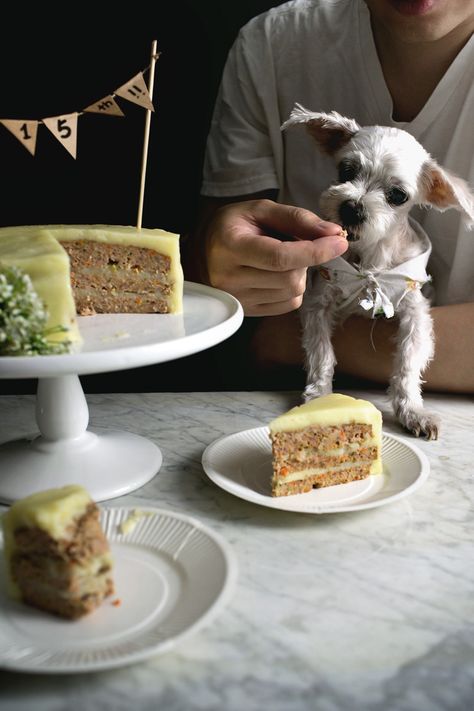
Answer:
[
  {"left": 281, "top": 105, "right": 360, "bottom": 155},
  {"left": 420, "top": 161, "right": 474, "bottom": 227}
]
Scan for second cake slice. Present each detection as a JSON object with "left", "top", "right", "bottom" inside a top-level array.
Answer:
[{"left": 269, "top": 393, "right": 382, "bottom": 496}]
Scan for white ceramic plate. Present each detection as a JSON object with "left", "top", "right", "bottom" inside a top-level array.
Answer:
[
  {"left": 0, "top": 281, "right": 243, "bottom": 378},
  {"left": 202, "top": 427, "right": 430, "bottom": 514},
  {"left": 0, "top": 507, "right": 237, "bottom": 673}
]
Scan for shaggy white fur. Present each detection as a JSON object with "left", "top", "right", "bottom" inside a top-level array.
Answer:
[{"left": 282, "top": 107, "right": 474, "bottom": 439}]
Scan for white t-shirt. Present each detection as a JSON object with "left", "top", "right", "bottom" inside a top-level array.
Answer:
[{"left": 201, "top": 0, "right": 474, "bottom": 306}]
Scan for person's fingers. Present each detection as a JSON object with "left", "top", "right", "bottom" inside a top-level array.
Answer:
[
  {"left": 237, "top": 232, "right": 348, "bottom": 271},
  {"left": 223, "top": 265, "right": 308, "bottom": 292},
  {"left": 244, "top": 295, "right": 305, "bottom": 317},
  {"left": 248, "top": 199, "right": 343, "bottom": 240},
  {"left": 227, "top": 276, "right": 308, "bottom": 315}
]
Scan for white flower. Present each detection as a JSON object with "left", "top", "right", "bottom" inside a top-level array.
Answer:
[{"left": 0, "top": 264, "right": 70, "bottom": 356}]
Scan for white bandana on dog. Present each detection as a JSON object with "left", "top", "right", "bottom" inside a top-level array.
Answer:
[{"left": 317, "top": 226, "right": 432, "bottom": 319}]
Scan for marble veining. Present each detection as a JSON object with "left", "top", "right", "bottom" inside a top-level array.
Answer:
[{"left": 0, "top": 389, "right": 473, "bottom": 710}]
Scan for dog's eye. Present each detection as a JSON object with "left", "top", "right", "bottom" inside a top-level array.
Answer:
[
  {"left": 386, "top": 187, "right": 409, "bottom": 206},
  {"left": 338, "top": 162, "right": 358, "bottom": 182}
]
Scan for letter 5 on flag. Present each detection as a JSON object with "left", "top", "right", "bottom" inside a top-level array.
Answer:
[
  {"left": 84, "top": 95, "right": 124, "bottom": 117},
  {"left": 1, "top": 119, "right": 39, "bottom": 156},
  {"left": 115, "top": 73, "right": 154, "bottom": 111},
  {"left": 43, "top": 113, "right": 79, "bottom": 159}
]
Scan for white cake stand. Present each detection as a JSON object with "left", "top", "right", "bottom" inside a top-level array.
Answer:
[{"left": 0, "top": 282, "right": 243, "bottom": 504}]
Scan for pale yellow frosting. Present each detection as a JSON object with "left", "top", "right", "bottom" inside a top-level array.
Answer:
[
  {"left": 0, "top": 225, "right": 80, "bottom": 343},
  {"left": 2, "top": 484, "right": 92, "bottom": 540},
  {"left": 269, "top": 393, "right": 383, "bottom": 475}
]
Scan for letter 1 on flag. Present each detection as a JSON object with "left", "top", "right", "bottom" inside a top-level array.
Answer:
[{"left": 1, "top": 119, "right": 39, "bottom": 156}]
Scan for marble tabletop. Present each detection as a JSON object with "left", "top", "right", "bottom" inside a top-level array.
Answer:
[{"left": 0, "top": 388, "right": 473, "bottom": 711}]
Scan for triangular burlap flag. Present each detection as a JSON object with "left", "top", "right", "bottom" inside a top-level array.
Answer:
[
  {"left": 43, "top": 113, "right": 78, "bottom": 159},
  {"left": 115, "top": 73, "right": 154, "bottom": 111},
  {"left": 84, "top": 95, "right": 124, "bottom": 117},
  {"left": 1, "top": 119, "right": 39, "bottom": 156}
]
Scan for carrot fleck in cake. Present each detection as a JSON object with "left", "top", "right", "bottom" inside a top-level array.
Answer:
[
  {"left": 269, "top": 393, "right": 383, "bottom": 496},
  {"left": 1, "top": 485, "right": 114, "bottom": 619}
]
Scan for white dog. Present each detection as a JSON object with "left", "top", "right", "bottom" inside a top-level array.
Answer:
[{"left": 281, "top": 105, "right": 474, "bottom": 439}]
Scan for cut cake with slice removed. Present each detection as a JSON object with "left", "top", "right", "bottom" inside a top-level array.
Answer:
[
  {"left": 0, "top": 224, "right": 183, "bottom": 350},
  {"left": 269, "top": 393, "right": 383, "bottom": 497},
  {"left": 1, "top": 484, "right": 114, "bottom": 619}
]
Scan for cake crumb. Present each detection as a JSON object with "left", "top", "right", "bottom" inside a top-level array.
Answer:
[
  {"left": 101, "top": 330, "right": 131, "bottom": 343},
  {"left": 111, "top": 598, "right": 122, "bottom": 607},
  {"left": 117, "top": 509, "right": 154, "bottom": 535}
]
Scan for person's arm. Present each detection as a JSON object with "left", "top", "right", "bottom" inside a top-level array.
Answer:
[
  {"left": 249, "top": 305, "right": 474, "bottom": 393},
  {"left": 333, "top": 304, "right": 474, "bottom": 393}
]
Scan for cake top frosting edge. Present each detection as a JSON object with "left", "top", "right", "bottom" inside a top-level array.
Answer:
[{"left": 269, "top": 393, "right": 382, "bottom": 433}]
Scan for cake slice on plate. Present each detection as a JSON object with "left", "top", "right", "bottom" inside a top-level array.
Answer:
[
  {"left": 1, "top": 485, "right": 114, "bottom": 619},
  {"left": 269, "top": 393, "right": 383, "bottom": 496}
]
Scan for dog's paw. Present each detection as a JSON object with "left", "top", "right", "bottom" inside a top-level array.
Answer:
[
  {"left": 302, "top": 383, "right": 332, "bottom": 402},
  {"left": 398, "top": 409, "right": 440, "bottom": 440}
]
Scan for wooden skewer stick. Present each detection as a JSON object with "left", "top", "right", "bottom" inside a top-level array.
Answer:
[{"left": 136, "top": 40, "right": 159, "bottom": 230}]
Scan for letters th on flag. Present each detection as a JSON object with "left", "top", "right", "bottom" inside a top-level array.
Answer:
[{"left": 84, "top": 95, "right": 124, "bottom": 117}]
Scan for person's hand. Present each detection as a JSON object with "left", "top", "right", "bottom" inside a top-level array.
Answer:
[{"left": 205, "top": 199, "right": 348, "bottom": 315}]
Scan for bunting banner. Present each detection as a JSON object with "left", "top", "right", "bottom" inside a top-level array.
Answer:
[{"left": 0, "top": 55, "right": 159, "bottom": 160}]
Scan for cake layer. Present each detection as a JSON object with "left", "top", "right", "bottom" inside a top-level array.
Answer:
[
  {"left": 73, "top": 288, "right": 171, "bottom": 314},
  {"left": 13, "top": 575, "right": 114, "bottom": 619},
  {"left": 272, "top": 464, "right": 371, "bottom": 496},
  {"left": 273, "top": 446, "right": 379, "bottom": 482}
]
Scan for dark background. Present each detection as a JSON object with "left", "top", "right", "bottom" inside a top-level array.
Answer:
[{"left": 0, "top": 1, "right": 309, "bottom": 395}]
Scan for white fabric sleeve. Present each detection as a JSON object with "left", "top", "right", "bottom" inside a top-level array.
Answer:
[{"left": 201, "top": 27, "right": 280, "bottom": 197}]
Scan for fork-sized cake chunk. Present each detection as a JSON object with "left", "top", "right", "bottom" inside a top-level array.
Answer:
[
  {"left": 1, "top": 485, "right": 114, "bottom": 619},
  {"left": 269, "top": 393, "right": 383, "bottom": 496}
]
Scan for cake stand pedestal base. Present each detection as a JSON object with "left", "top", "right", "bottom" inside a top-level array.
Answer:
[{"left": 0, "top": 375, "right": 162, "bottom": 504}]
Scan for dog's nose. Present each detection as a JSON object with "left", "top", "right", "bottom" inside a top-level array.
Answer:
[{"left": 339, "top": 200, "right": 366, "bottom": 226}]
